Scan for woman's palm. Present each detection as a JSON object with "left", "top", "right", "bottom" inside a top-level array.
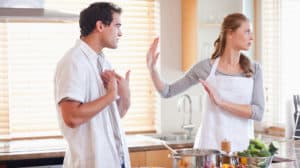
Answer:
[{"left": 146, "top": 38, "right": 159, "bottom": 70}]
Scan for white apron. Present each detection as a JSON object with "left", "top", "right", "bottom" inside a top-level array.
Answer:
[{"left": 194, "top": 57, "right": 254, "bottom": 152}]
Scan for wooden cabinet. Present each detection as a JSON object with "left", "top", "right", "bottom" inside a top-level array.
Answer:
[
  {"left": 130, "top": 151, "right": 146, "bottom": 167},
  {"left": 181, "top": 0, "right": 197, "bottom": 72},
  {"left": 146, "top": 150, "right": 173, "bottom": 168},
  {"left": 130, "top": 149, "right": 173, "bottom": 168}
]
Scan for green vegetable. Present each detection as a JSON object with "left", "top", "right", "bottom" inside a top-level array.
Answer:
[
  {"left": 237, "top": 150, "right": 251, "bottom": 157},
  {"left": 248, "top": 143, "right": 255, "bottom": 151},
  {"left": 256, "top": 149, "right": 272, "bottom": 157},
  {"left": 237, "top": 139, "right": 279, "bottom": 157},
  {"left": 250, "top": 139, "right": 267, "bottom": 150},
  {"left": 269, "top": 141, "right": 279, "bottom": 155}
]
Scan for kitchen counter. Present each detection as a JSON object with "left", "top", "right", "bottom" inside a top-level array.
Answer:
[
  {"left": 266, "top": 138, "right": 300, "bottom": 168},
  {"left": 0, "top": 134, "right": 193, "bottom": 162},
  {"left": 0, "top": 135, "right": 299, "bottom": 168},
  {"left": 255, "top": 134, "right": 300, "bottom": 168}
]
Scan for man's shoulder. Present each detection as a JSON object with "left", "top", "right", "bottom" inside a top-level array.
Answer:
[{"left": 59, "top": 45, "right": 87, "bottom": 66}]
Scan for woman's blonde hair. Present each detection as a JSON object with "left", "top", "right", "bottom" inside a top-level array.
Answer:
[{"left": 211, "top": 13, "right": 253, "bottom": 77}]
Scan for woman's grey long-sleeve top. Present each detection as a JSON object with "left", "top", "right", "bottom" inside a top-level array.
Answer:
[{"left": 159, "top": 58, "right": 265, "bottom": 121}]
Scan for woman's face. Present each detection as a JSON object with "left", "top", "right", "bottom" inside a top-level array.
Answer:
[{"left": 230, "top": 21, "right": 253, "bottom": 51}]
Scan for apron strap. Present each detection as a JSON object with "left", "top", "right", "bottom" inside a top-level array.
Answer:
[{"left": 211, "top": 57, "right": 220, "bottom": 73}]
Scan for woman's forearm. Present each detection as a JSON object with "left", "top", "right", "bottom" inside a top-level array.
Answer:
[
  {"left": 218, "top": 100, "right": 252, "bottom": 119},
  {"left": 149, "top": 68, "right": 165, "bottom": 92}
]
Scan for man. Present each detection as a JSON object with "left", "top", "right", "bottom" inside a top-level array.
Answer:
[{"left": 54, "top": 2, "right": 131, "bottom": 168}]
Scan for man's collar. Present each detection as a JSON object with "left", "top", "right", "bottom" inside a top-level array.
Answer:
[{"left": 78, "top": 39, "right": 104, "bottom": 62}]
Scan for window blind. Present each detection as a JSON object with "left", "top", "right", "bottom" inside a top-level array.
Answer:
[
  {"left": 260, "top": 0, "right": 282, "bottom": 125},
  {"left": 259, "top": 0, "right": 300, "bottom": 129},
  {"left": 0, "top": 0, "right": 159, "bottom": 140}
]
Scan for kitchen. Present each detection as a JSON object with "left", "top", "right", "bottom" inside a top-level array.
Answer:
[{"left": 0, "top": 0, "right": 300, "bottom": 167}]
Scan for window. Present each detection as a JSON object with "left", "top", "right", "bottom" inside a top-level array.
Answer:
[
  {"left": 258, "top": 0, "right": 300, "bottom": 131},
  {"left": 0, "top": 0, "right": 160, "bottom": 140},
  {"left": 259, "top": 0, "right": 282, "bottom": 126}
]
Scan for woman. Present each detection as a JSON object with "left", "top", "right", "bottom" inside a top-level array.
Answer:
[{"left": 146, "top": 13, "right": 264, "bottom": 152}]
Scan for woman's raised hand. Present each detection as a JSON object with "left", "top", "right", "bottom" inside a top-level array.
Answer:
[
  {"left": 146, "top": 37, "right": 160, "bottom": 71},
  {"left": 199, "top": 79, "right": 223, "bottom": 106}
]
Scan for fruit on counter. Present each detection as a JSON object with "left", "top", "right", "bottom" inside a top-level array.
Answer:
[
  {"left": 221, "top": 163, "right": 235, "bottom": 168},
  {"left": 222, "top": 164, "right": 247, "bottom": 168},
  {"left": 237, "top": 138, "right": 279, "bottom": 157}
]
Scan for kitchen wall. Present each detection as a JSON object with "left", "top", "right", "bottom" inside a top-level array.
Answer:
[{"left": 158, "top": 0, "right": 203, "bottom": 134}]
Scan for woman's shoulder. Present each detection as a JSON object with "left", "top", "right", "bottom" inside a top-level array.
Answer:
[
  {"left": 250, "top": 60, "right": 262, "bottom": 76},
  {"left": 190, "top": 58, "right": 212, "bottom": 72},
  {"left": 194, "top": 58, "right": 212, "bottom": 68}
]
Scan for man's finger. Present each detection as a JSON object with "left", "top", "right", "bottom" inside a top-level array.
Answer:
[
  {"left": 114, "top": 72, "right": 122, "bottom": 79},
  {"left": 125, "top": 70, "right": 131, "bottom": 81}
]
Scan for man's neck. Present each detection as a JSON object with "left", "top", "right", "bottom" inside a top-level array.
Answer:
[{"left": 81, "top": 35, "right": 103, "bottom": 54}]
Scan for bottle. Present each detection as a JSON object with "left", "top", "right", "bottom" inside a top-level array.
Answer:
[
  {"left": 221, "top": 139, "right": 231, "bottom": 154},
  {"left": 221, "top": 139, "right": 231, "bottom": 166}
]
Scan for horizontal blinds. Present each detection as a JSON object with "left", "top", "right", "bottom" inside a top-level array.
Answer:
[
  {"left": 261, "top": 0, "right": 300, "bottom": 128},
  {"left": 0, "top": 0, "right": 159, "bottom": 139},
  {"left": 0, "top": 23, "right": 9, "bottom": 137},
  {"left": 280, "top": 0, "right": 300, "bottom": 127},
  {"left": 7, "top": 23, "right": 78, "bottom": 138},
  {"left": 104, "top": 0, "right": 159, "bottom": 132},
  {"left": 261, "top": 0, "right": 281, "bottom": 125}
]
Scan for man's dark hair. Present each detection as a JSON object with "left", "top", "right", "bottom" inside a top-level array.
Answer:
[{"left": 79, "top": 2, "right": 122, "bottom": 37}]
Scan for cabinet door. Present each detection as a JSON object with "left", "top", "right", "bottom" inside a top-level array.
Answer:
[
  {"left": 146, "top": 150, "right": 173, "bottom": 168},
  {"left": 130, "top": 151, "right": 146, "bottom": 167},
  {"left": 182, "top": 0, "right": 197, "bottom": 71}
]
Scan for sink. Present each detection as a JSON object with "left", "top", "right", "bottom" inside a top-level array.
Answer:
[{"left": 143, "top": 132, "right": 195, "bottom": 143}]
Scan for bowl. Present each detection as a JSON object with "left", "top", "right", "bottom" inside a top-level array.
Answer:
[{"left": 233, "top": 155, "right": 273, "bottom": 168}]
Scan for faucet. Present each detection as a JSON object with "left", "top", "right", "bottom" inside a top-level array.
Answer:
[{"left": 177, "top": 94, "right": 194, "bottom": 139}]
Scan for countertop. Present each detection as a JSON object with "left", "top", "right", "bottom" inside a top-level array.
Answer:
[
  {"left": 0, "top": 135, "right": 299, "bottom": 168},
  {"left": 0, "top": 134, "right": 193, "bottom": 161}
]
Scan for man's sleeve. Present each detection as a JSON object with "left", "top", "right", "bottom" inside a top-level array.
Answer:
[{"left": 55, "top": 60, "right": 86, "bottom": 104}]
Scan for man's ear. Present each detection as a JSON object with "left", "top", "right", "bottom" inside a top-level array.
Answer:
[{"left": 96, "top": 20, "right": 104, "bottom": 32}]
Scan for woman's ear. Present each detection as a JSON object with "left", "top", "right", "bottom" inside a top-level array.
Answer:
[
  {"left": 96, "top": 20, "right": 104, "bottom": 32},
  {"left": 227, "top": 29, "right": 233, "bottom": 39}
]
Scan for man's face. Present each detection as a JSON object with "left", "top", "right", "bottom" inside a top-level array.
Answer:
[{"left": 102, "top": 13, "right": 122, "bottom": 49}]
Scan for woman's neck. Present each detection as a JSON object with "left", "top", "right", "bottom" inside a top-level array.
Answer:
[
  {"left": 217, "top": 47, "right": 242, "bottom": 74},
  {"left": 220, "top": 47, "right": 240, "bottom": 66}
]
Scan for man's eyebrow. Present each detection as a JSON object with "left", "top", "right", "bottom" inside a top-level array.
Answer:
[{"left": 116, "top": 23, "right": 122, "bottom": 26}]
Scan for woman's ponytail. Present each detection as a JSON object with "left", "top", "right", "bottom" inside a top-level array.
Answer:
[{"left": 239, "top": 53, "right": 253, "bottom": 77}]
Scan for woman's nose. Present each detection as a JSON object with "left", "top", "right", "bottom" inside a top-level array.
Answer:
[{"left": 250, "top": 33, "right": 254, "bottom": 40}]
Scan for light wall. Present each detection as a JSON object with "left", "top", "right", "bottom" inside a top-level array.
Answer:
[{"left": 158, "top": 0, "right": 203, "bottom": 134}]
